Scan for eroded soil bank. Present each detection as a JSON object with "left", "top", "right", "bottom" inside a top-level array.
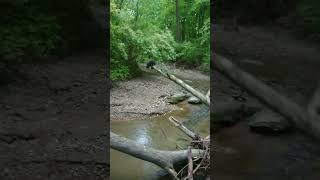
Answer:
[
  {"left": 213, "top": 24, "right": 320, "bottom": 180},
  {"left": 0, "top": 50, "right": 108, "bottom": 179}
]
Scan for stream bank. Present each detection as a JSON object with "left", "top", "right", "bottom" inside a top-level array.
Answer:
[{"left": 110, "top": 64, "right": 209, "bottom": 121}]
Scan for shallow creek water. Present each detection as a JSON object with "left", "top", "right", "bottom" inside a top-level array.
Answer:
[{"left": 111, "top": 102, "right": 210, "bottom": 180}]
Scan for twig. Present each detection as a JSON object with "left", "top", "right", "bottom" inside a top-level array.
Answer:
[{"left": 187, "top": 146, "right": 194, "bottom": 180}]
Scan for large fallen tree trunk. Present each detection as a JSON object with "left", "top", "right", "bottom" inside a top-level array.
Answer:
[
  {"left": 110, "top": 132, "right": 205, "bottom": 178},
  {"left": 153, "top": 66, "right": 210, "bottom": 106},
  {"left": 212, "top": 53, "right": 320, "bottom": 139}
]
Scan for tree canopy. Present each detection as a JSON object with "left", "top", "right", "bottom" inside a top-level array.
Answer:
[{"left": 111, "top": 0, "right": 210, "bottom": 80}]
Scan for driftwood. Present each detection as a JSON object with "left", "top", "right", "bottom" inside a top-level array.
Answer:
[
  {"left": 213, "top": 53, "right": 320, "bottom": 139},
  {"left": 110, "top": 132, "right": 205, "bottom": 178},
  {"left": 169, "top": 116, "right": 198, "bottom": 140},
  {"left": 168, "top": 116, "right": 210, "bottom": 179},
  {"left": 153, "top": 66, "right": 210, "bottom": 106}
]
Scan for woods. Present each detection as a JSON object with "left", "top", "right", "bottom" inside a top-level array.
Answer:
[{"left": 111, "top": 0, "right": 210, "bottom": 80}]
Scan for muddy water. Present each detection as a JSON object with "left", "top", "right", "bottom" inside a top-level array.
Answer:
[
  {"left": 213, "top": 121, "right": 320, "bottom": 180},
  {"left": 111, "top": 102, "right": 210, "bottom": 180}
]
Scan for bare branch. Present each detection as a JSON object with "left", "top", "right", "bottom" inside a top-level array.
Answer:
[
  {"left": 169, "top": 116, "right": 198, "bottom": 140},
  {"left": 187, "top": 146, "right": 194, "bottom": 180}
]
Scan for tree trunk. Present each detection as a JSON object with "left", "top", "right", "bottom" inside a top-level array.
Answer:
[
  {"left": 134, "top": 0, "right": 140, "bottom": 27},
  {"left": 176, "top": 0, "right": 182, "bottom": 42}
]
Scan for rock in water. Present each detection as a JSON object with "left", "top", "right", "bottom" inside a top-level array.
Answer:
[
  {"left": 248, "top": 109, "right": 291, "bottom": 133},
  {"left": 168, "top": 93, "right": 190, "bottom": 104},
  {"left": 188, "top": 96, "right": 201, "bottom": 104}
]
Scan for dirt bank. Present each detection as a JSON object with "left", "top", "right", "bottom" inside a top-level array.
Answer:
[
  {"left": 110, "top": 64, "right": 209, "bottom": 121},
  {"left": 0, "top": 50, "right": 108, "bottom": 179}
]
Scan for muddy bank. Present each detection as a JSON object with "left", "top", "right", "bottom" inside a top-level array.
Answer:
[
  {"left": 110, "top": 64, "right": 209, "bottom": 121},
  {"left": 0, "top": 51, "right": 108, "bottom": 179},
  {"left": 213, "top": 24, "right": 320, "bottom": 179}
]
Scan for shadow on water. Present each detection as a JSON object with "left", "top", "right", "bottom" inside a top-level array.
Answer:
[
  {"left": 111, "top": 102, "right": 210, "bottom": 180},
  {"left": 213, "top": 121, "right": 320, "bottom": 180}
]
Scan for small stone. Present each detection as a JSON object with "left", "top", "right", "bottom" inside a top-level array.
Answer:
[
  {"left": 187, "top": 96, "right": 201, "bottom": 104},
  {"left": 248, "top": 109, "right": 291, "bottom": 133},
  {"left": 168, "top": 93, "right": 189, "bottom": 104}
]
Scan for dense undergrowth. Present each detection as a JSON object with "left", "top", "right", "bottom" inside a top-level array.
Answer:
[
  {"left": 111, "top": 0, "right": 210, "bottom": 81},
  {"left": 0, "top": 0, "right": 102, "bottom": 61}
]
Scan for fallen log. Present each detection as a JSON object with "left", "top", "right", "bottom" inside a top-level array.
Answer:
[
  {"left": 212, "top": 53, "right": 320, "bottom": 139},
  {"left": 153, "top": 66, "right": 210, "bottom": 106},
  {"left": 110, "top": 132, "right": 205, "bottom": 179}
]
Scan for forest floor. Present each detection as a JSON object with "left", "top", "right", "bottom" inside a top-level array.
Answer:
[
  {"left": 0, "top": 50, "right": 108, "bottom": 179},
  {"left": 110, "top": 64, "right": 209, "bottom": 121},
  {"left": 213, "top": 23, "right": 320, "bottom": 180}
]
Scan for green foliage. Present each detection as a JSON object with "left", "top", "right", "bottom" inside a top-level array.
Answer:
[
  {"left": 298, "top": 0, "right": 320, "bottom": 33},
  {"left": 111, "top": 1, "right": 177, "bottom": 80},
  {"left": 176, "top": 18, "right": 210, "bottom": 71},
  {"left": 0, "top": 3, "right": 61, "bottom": 59},
  {"left": 111, "top": 0, "right": 210, "bottom": 80},
  {"left": 140, "top": 29, "right": 176, "bottom": 62},
  {"left": 0, "top": 0, "right": 100, "bottom": 60}
]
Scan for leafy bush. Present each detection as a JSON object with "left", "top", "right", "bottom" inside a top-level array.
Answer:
[
  {"left": 139, "top": 29, "right": 176, "bottom": 63},
  {"left": 0, "top": 3, "right": 61, "bottom": 59},
  {"left": 0, "top": 0, "right": 100, "bottom": 60},
  {"left": 111, "top": 2, "right": 176, "bottom": 80}
]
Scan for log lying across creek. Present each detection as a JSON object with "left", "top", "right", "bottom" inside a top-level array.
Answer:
[
  {"left": 212, "top": 53, "right": 320, "bottom": 139},
  {"left": 153, "top": 66, "right": 210, "bottom": 106},
  {"left": 110, "top": 132, "right": 205, "bottom": 178}
]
